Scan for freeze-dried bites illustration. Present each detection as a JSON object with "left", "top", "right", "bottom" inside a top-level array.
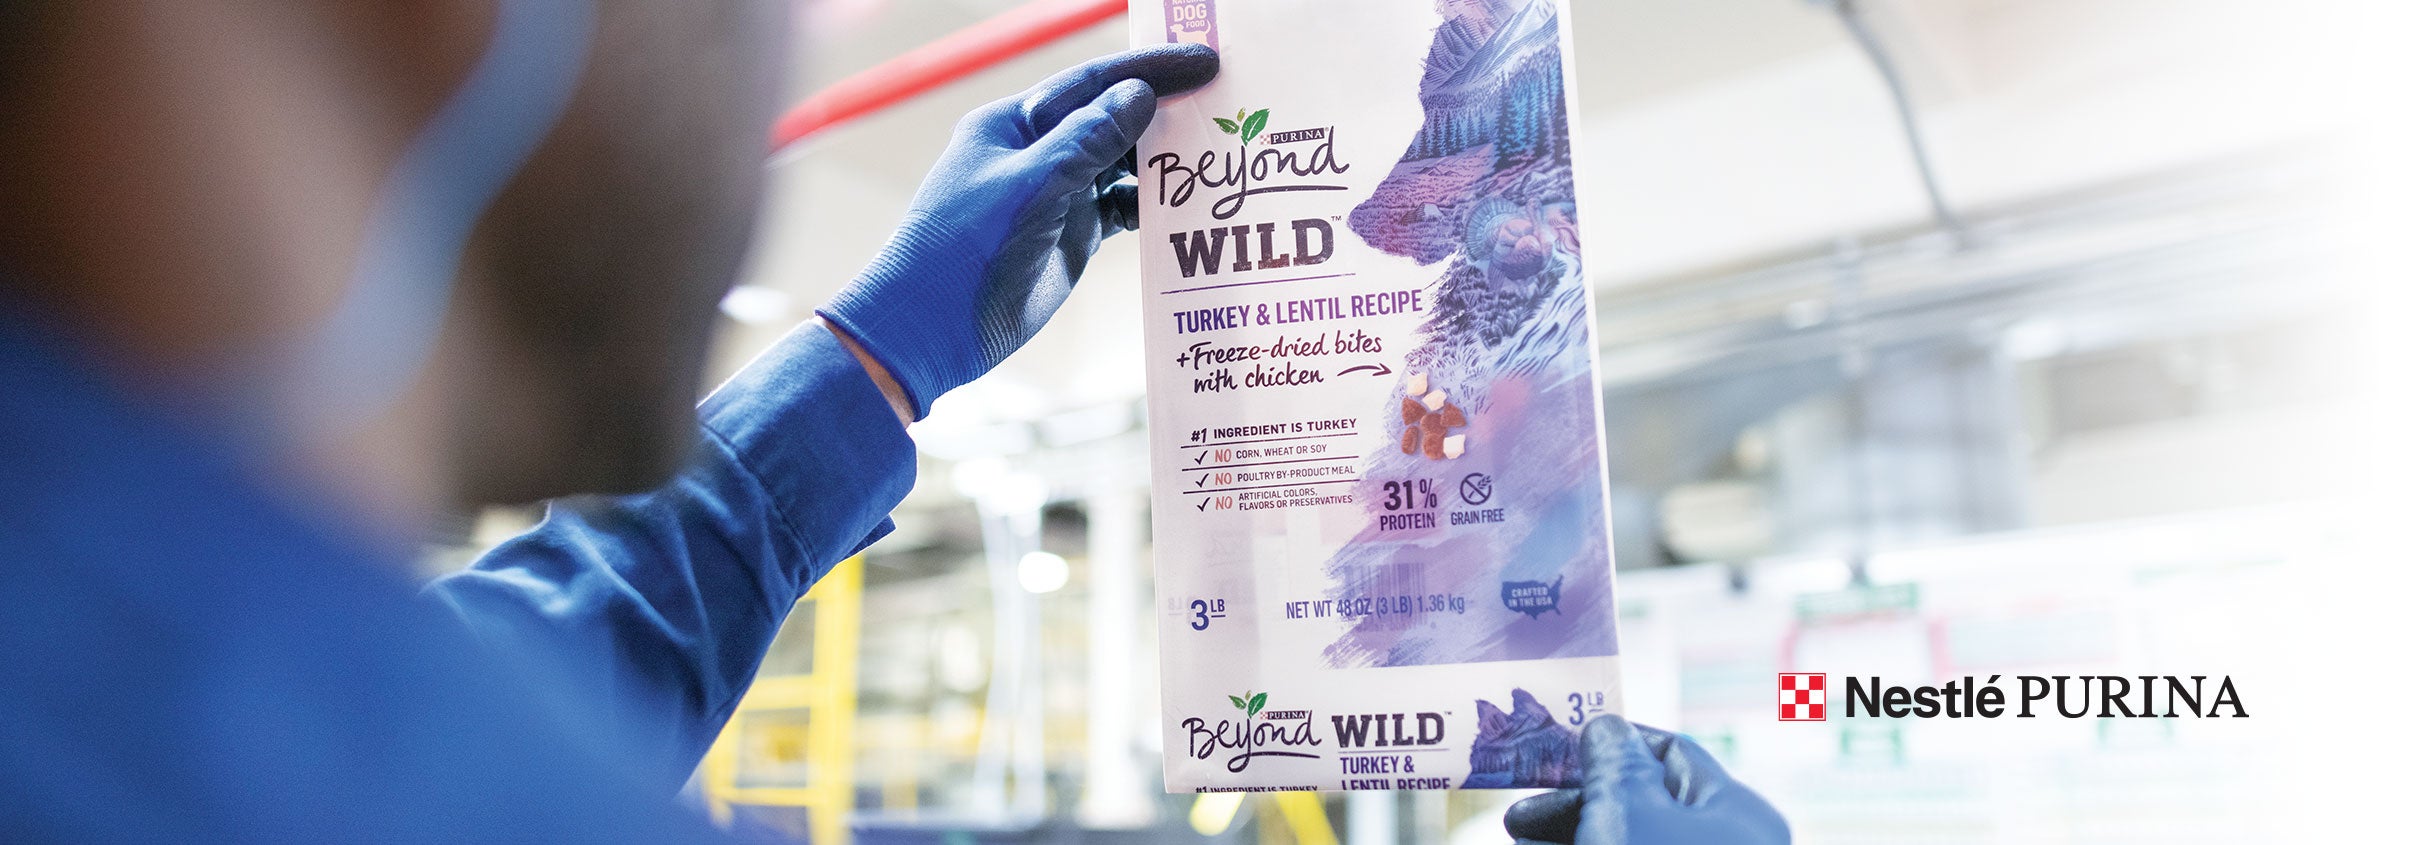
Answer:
[
  {"left": 1396, "top": 375, "right": 1474, "bottom": 462},
  {"left": 1420, "top": 410, "right": 1468, "bottom": 460}
]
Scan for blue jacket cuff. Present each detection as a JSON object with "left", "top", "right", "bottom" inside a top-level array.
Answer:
[{"left": 698, "top": 323, "right": 916, "bottom": 589}]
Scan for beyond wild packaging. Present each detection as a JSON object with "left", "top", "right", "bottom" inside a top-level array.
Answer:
[{"left": 1133, "top": 0, "right": 1625, "bottom": 792}]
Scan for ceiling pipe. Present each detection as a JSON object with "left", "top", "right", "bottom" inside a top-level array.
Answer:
[
  {"left": 1814, "top": 0, "right": 1972, "bottom": 245},
  {"left": 771, "top": 0, "right": 1128, "bottom": 151},
  {"left": 770, "top": 0, "right": 1977, "bottom": 248}
]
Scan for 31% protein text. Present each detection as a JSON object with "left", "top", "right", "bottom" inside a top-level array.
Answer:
[{"left": 1378, "top": 478, "right": 1440, "bottom": 511}]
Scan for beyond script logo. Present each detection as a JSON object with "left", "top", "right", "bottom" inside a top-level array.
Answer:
[
  {"left": 1150, "top": 106, "right": 1350, "bottom": 220},
  {"left": 1182, "top": 689, "right": 1324, "bottom": 773}
]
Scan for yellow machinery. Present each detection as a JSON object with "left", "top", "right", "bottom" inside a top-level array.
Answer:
[
  {"left": 696, "top": 555, "right": 1345, "bottom": 845},
  {"left": 699, "top": 556, "right": 863, "bottom": 845},
  {"left": 1190, "top": 792, "right": 1341, "bottom": 845}
]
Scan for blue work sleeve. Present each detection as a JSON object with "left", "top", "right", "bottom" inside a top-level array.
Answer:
[{"left": 424, "top": 324, "right": 916, "bottom": 790}]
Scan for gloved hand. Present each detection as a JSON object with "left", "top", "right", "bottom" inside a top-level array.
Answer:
[
  {"left": 1504, "top": 716, "right": 1790, "bottom": 845},
  {"left": 817, "top": 44, "right": 1220, "bottom": 419}
]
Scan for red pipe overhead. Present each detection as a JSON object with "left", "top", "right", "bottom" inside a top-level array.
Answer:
[{"left": 770, "top": 0, "right": 1130, "bottom": 151}]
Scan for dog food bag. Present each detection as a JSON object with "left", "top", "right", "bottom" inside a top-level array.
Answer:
[{"left": 1133, "top": 0, "right": 1622, "bottom": 792}]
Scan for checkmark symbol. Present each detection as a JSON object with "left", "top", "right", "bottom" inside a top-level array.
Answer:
[
  {"left": 1196, "top": 498, "right": 1211, "bottom": 511},
  {"left": 1194, "top": 451, "right": 1209, "bottom": 465},
  {"left": 1195, "top": 474, "right": 1210, "bottom": 487}
]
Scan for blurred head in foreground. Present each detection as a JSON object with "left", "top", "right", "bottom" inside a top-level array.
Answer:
[{"left": 0, "top": 1, "right": 788, "bottom": 528}]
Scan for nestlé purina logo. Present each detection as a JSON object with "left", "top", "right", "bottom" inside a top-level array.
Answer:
[
  {"left": 1778, "top": 673, "right": 1826, "bottom": 721},
  {"left": 1777, "top": 672, "right": 2247, "bottom": 720}
]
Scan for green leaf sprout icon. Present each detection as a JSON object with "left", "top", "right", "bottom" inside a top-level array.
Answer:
[
  {"left": 1229, "top": 691, "right": 1268, "bottom": 717},
  {"left": 1214, "top": 108, "right": 1273, "bottom": 145},
  {"left": 1240, "top": 109, "right": 1270, "bottom": 145}
]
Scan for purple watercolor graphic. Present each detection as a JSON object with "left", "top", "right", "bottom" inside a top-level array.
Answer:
[
  {"left": 1319, "top": 0, "right": 1615, "bottom": 674},
  {"left": 1462, "top": 688, "right": 1584, "bottom": 789}
]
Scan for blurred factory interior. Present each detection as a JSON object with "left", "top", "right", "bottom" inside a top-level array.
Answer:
[{"left": 426, "top": 0, "right": 2414, "bottom": 842}]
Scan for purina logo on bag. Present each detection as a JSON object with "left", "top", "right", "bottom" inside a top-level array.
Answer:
[
  {"left": 1778, "top": 673, "right": 1827, "bottom": 721},
  {"left": 1150, "top": 103, "right": 1351, "bottom": 227},
  {"left": 1181, "top": 689, "right": 1323, "bottom": 773}
]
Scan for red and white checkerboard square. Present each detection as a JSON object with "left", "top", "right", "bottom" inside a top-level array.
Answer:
[{"left": 1778, "top": 673, "right": 1826, "bottom": 721}]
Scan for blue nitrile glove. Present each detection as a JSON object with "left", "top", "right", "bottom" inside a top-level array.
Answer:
[
  {"left": 817, "top": 44, "right": 1219, "bottom": 419},
  {"left": 1504, "top": 716, "right": 1790, "bottom": 845}
]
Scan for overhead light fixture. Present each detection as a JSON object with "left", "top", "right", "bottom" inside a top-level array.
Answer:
[
  {"left": 1017, "top": 550, "right": 1069, "bottom": 594},
  {"left": 718, "top": 284, "right": 795, "bottom": 325}
]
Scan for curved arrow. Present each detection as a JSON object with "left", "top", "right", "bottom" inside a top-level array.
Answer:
[{"left": 1336, "top": 363, "right": 1394, "bottom": 377}]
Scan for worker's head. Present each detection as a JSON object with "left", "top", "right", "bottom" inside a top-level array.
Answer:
[{"left": 0, "top": 1, "right": 788, "bottom": 521}]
